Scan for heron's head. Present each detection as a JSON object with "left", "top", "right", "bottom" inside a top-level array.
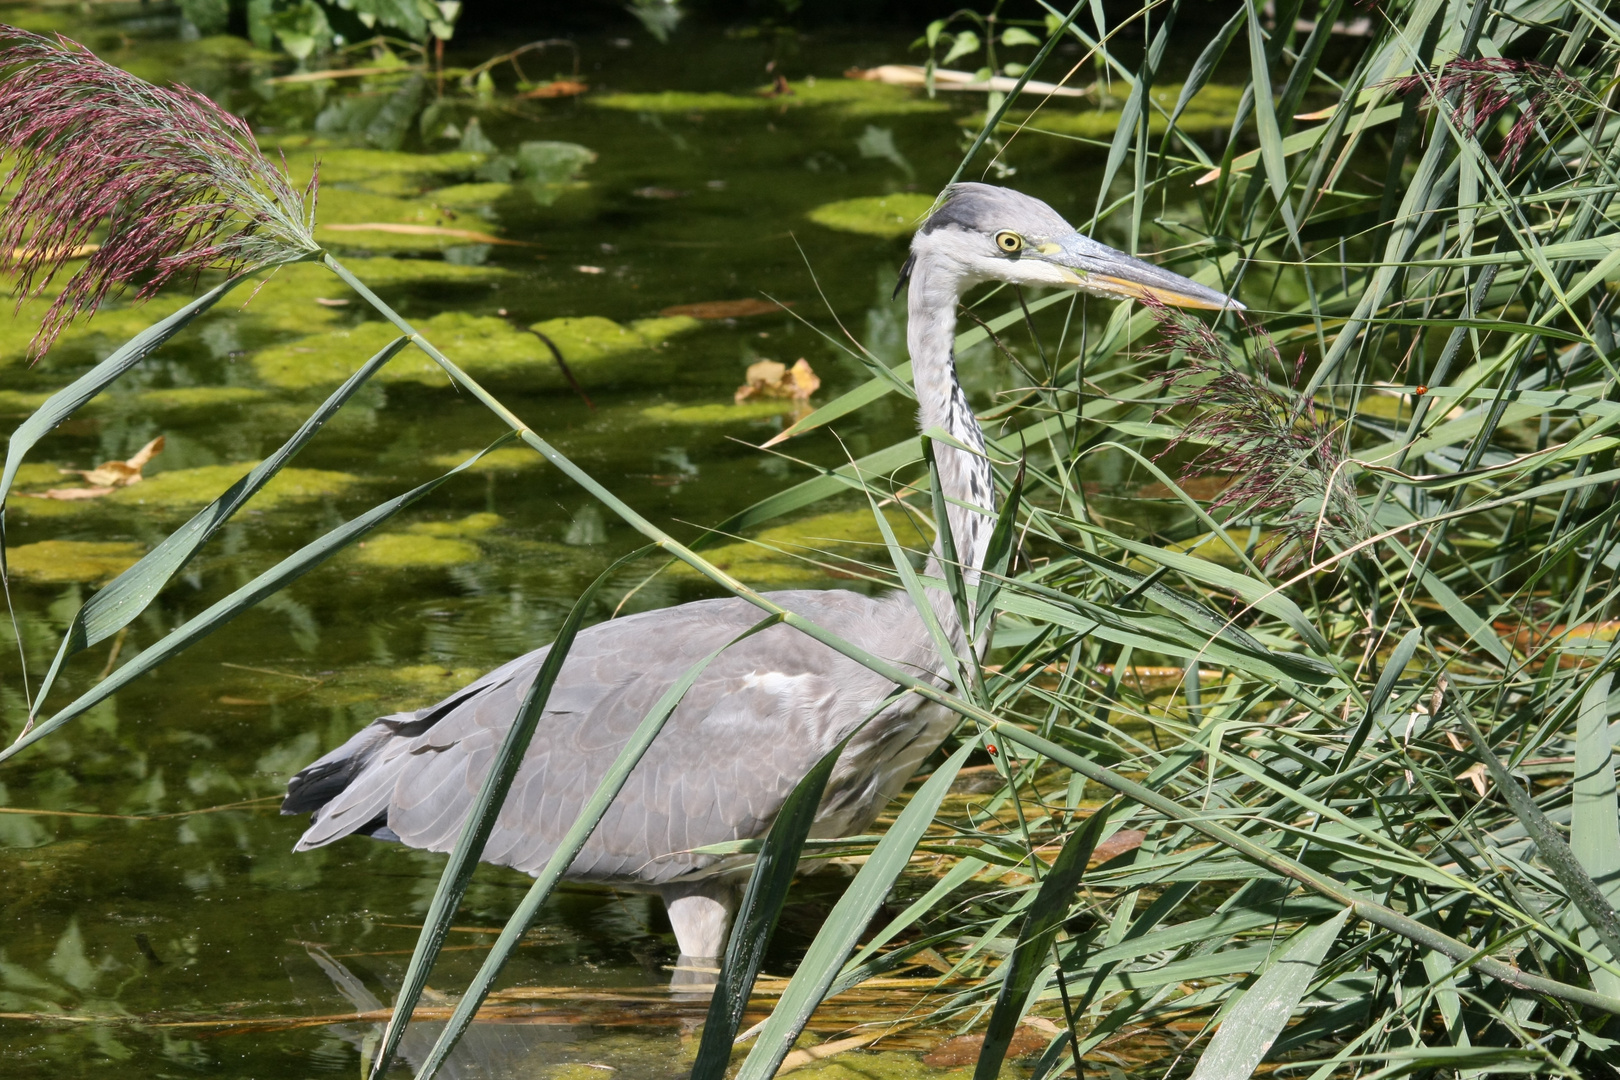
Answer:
[{"left": 901, "top": 182, "right": 1242, "bottom": 311}]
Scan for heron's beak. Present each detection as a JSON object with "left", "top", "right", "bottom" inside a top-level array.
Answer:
[{"left": 1044, "top": 234, "right": 1243, "bottom": 311}]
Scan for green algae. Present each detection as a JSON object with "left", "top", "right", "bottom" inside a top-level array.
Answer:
[
  {"left": 6, "top": 541, "right": 145, "bottom": 584},
  {"left": 642, "top": 399, "right": 796, "bottom": 424},
  {"left": 271, "top": 146, "right": 487, "bottom": 190},
  {"left": 306, "top": 662, "right": 488, "bottom": 711},
  {"left": 807, "top": 194, "right": 936, "bottom": 239},
  {"left": 793, "top": 1050, "right": 991, "bottom": 1080},
  {"left": 314, "top": 188, "right": 510, "bottom": 251},
  {"left": 252, "top": 310, "right": 703, "bottom": 392},
  {"left": 106, "top": 464, "right": 361, "bottom": 513},
  {"left": 992, "top": 82, "right": 1244, "bottom": 139},
  {"left": 426, "top": 447, "right": 542, "bottom": 473},
  {"left": 408, "top": 511, "right": 503, "bottom": 538},
  {"left": 428, "top": 182, "right": 516, "bottom": 209},
  {"left": 125, "top": 387, "right": 271, "bottom": 416},
  {"left": 8, "top": 463, "right": 68, "bottom": 490},
  {"left": 1166, "top": 528, "right": 1277, "bottom": 568},
  {"left": 589, "top": 79, "right": 946, "bottom": 117},
  {"left": 627, "top": 315, "right": 703, "bottom": 341},
  {"left": 353, "top": 532, "right": 481, "bottom": 569},
  {"left": 0, "top": 390, "right": 50, "bottom": 414},
  {"left": 672, "top": 506, "right": 929, "bottom": 587}
]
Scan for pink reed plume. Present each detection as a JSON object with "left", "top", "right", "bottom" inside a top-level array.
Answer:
[
  {"left": 0, "top": 26, "right": 318, "bottom": 357},
  {"left": 1147, "top": 300, "right": 1365, "bottom": 572},
  {"left": 1387, "top": 57, "right": 1582, "bottom": 171}
]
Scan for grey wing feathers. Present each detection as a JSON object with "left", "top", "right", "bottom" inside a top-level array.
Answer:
[{"left": 283, "top": 590, "right": 911, "bottom": 886}]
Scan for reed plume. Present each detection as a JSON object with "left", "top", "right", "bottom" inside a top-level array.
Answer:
[
  {"left": 1148, "top": 301, "right": 1365, "bottom": 571},
  {"left": 0, "top": 26, "right": 319, "bottom": 356},
  {"left": 1388, "top": 57, "right": 1583, "bottom": 170}
]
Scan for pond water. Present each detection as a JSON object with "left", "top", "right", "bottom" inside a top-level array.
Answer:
[{"left": 0, "top": 8, "right": 1222, "bottom": 1077}]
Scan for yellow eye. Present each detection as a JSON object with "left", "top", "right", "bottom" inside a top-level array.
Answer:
[{"left": 995, "top": 231, "right": 1024, "bottom": 253}]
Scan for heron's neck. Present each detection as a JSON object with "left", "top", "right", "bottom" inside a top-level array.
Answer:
[{"left": 907, "top": 259, "right": 995, "bottom": 588}]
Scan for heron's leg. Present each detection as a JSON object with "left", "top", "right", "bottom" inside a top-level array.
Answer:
[{"left": 658, "top": 877, "right": 739, "bottom": 966}]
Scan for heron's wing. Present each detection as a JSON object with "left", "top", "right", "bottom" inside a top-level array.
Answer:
[{"left": 288, "top": 590, "right": 922, "bottom": 884}]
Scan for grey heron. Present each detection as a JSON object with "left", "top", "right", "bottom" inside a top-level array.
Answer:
[{"left": 282, "top": 183, "right": 1241, "bottom": 966}]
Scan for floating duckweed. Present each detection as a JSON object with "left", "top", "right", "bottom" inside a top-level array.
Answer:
[
  {"left": 310, "top": 662, "right": 487, "bottom": 710},
  {"left": 672, "top": 507, "right": 929, "bottom": 586},
  {"left": 107, "top": 464, "right": 361, "bottom": 512},
  {"left": 252, "top": 311, "right": 698, "bottom": 391},
  {"left": 354, "top": 533, "right": 481, "bottom": 569},
  {"left": 0, "top": 390, "right": 51, "bottom": 414},
  {"left": 427, "top": 447, "right": 541, "bottom": 472},
  {"left": 127, "top": 387, "right": 271, "bottom": 415},
  {"left": 590, "top": 79, "right": 946, "bottom": 117},
  {"left": 273, "top": 147, "right": 486, "bottom": 189},
  {"left": 8, "top": 462, "right": 68, "bottom": 489},
  {"left": 807, "top": 194, "right": 936, "bottom": 238},
  {"left": 7, "top": 540, "right": 145, "bottom": 584},
  {"left": 1166, "top": 529, "right": 1275, "bottom": 568},
  {"left": 429, "top": 182, "right": 515, "bottom": 209},
  {"left": 642, "top": 399, "right": 794, "bottom": 424},
  {"left": 992, "top": 83, "right": 1243, "bottom": 139},
  {"left": 314, "top": 188, "right": 506, "bottom": 251},
  {"left": 406, "top": 512, "right": 503, "bottom": 538},
  {"left": 626, "top": 315, "right": 702, "bottom": 341}
]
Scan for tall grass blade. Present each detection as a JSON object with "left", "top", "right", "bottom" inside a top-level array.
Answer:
[
  {"left": 972, "top": 801, "right": 1117, "bottom": 1080},
  {"left": 31, "top": 336, "right": 409, "bottom": 712},
  {"left": 369, "top": 545, "right": 654, "bottom": 1079},
  {"left": 1570, "top": 674, "right": 1620, "bottom": 996},
  {"left": 691, "top": 733, "right": 855, "bottom": 1080},
  {"left": 405, "top": 616, "right": 786, "bottom": 1080},
  {"left": 0, "top": 437, "right": 515, "bottom": 762},
  {"left": 1186, "top": 909, "right": 1350, "bottom": 1080},
  {"left": 735, "top": 738, "right": 979, "bottom": 1080},
  {"left": 1340, "top": 627, "right": 1422, "bottom": 768}
]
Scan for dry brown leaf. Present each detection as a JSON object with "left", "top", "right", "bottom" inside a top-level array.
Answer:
[
  {"left": 1457, "top": 762, "right": 1488, "bottom": 797},
  {"left": 922, "top": 1024, "right": 1051, "bottom": 1067},
  {"left": 33, "top": 486, "right": 116, "bottom": 501},
  {"left": 65, "top": 435, "right": 165, "bottom": 491},
  {"left": 1090, "top": 828, "right": 1147, "bottom": 865},
  {"left": 520, "top": 79, "right": 588, "bottom": 99},
  {"left": 314, "top": 297, "right": 350, "bottom": 307},
  {"left": 660, "top": 298, "right": 788, "bottom": 319},
  {"left": 735, "top": 358, "right": 820, "bottom": 404},
  {"left": 632, "top": 186, "right": 687, "bottom": 200}
]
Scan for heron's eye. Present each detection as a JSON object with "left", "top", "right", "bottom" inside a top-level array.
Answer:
[{"left": 995, "top": 231, "right": 1024, "bottom": 254}]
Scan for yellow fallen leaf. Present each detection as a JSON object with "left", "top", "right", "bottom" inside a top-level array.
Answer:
[
  {"left": 55, "top": 435, "right": 165, "bottom": 494},
  {"left": 734, "top": 358, "right": 820, "bottom": 403}
]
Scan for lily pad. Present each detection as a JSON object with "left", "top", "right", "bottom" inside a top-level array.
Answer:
[
  {"left": 672, "top": 506, "right": 930, "bottom": 587},
  {"left": 807, "top": 194, "right": 936, "bottom": 238},
  {"left": 6, "top": 540, "right": 146, "bottom": 584}
]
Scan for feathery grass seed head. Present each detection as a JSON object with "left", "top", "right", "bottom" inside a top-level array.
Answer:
[
  {"left": 1146, "top": 299, "right": 1365, "bottom": 572},
  {"left": 1387, "top": 57, "right": 1584, "bottom": 171},
  {"left": 0, "top": 26, "right": 319, "bottom": 357}
]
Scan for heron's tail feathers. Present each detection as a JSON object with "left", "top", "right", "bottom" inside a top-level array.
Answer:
[{"left": 282, "top": 721, "right": 406, "bottom": 850}]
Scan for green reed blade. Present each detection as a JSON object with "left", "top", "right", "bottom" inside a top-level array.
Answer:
[
  {"left": 691, "top": 730, "right": 856, "bottom": 1080},
  {"left": 1186, "top": 910, "right": 1351, "bottom": 1080},
  {"left": 735, "top": 738, "right": 978, "bottom": 1080},
  {"left": 0, "top": 437, "right": 515, "bottom": 765},
  {"left": 406, "top": 616, "right": 785, "bottom": 1080},
  {"left": 369, "top": 544, "right": 654, "bottom": 1080},
  {"left": 972, "top": 801, "right": 1116, "bottom": 1080},
  {"left": 30, "top": 336, "right": 408, "bottom": 713}
]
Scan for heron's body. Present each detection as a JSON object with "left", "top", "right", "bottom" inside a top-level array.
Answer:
[{"left": 284, "top": 184, "right": 1240, "bottom": 963}]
